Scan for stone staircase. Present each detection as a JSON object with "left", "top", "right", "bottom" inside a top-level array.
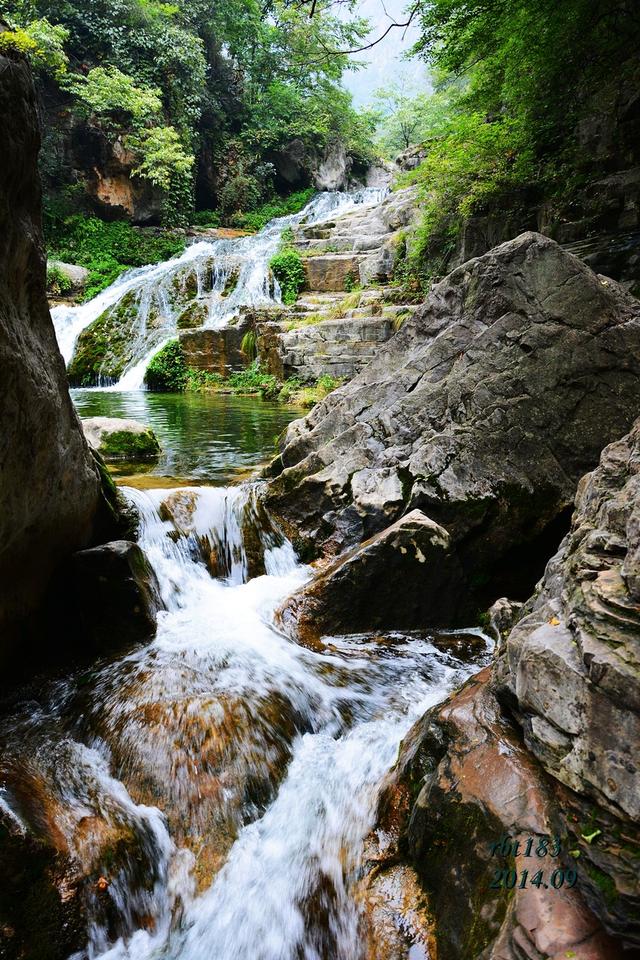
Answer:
[
  {"left": 255, "top": 289, "right": 419, "bottom": 382},
  {"left": 179, "top": 187, "right": 421, "bottom": 385}
]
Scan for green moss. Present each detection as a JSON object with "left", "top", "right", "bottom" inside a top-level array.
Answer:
[
  {"left": 144, "top": 339, "right": 188, "bottom": 391},
  {"left": 67, "top": 290, "right": 139, "bottom": 385},
  {"left": 99, "top": 429, "right": 160, "bottom": 462},
  {"left": 585, "top": 863, "right": 618, "bottom": 907},
  {"left": 221, "top": 268, "right": 240, "bottom": 298},
  {"left": 176, "top": 300, "right": 208, "bottom": 329}
]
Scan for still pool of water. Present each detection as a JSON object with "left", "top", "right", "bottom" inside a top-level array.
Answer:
[{"left": 72, "top": 389, "right": 305, "bottom": 486}]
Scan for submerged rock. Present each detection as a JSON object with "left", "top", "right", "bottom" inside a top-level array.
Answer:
[
  {"left": 82, "top": 417, "right": 161, "bottom": 462},
  {"left": 265, "top": 232, "right": 640, "bottom": 628},
  {"left": 68, "top": 540, "right": 165, "bottom": 653}
]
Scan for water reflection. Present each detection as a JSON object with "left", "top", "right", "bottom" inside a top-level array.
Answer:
[{"left": 72, "top": 389, "right": 304, "bottom": 486}]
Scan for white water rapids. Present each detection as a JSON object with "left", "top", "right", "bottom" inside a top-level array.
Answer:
[
  {"left": 0, "top": 483, "right": 490, "bottom": 960},
  {"left": 51, "top": 189, "right": 388, "bottom": 390},
  {"left": 3, "top": 185, "right": 490, "bottom": 958}
]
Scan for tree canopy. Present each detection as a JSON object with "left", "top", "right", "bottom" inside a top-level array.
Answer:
[{"left": 0, "top": 0, "right": 376, "bottom": 224}]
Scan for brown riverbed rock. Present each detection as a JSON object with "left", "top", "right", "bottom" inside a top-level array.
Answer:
[
  {"left": 265, "top": 232, "right": 640, "bottom": 628},
  {"left": 367, "top": 668, "right": 622, "bottom": 960},
  {"left": 0, "top": 809, "right": 86, "bottom": 960}
]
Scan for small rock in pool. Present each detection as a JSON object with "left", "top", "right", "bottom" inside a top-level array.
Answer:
[{"left": 82, "top": 416, "right": 161, "bottom": 462}]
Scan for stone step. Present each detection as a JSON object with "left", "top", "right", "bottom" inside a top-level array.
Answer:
[
  {"left": 296, "top": 235, "right": 388, "bottom": 254},
  {"left": 303, "top": 254, "right": 364, "bottom": 293},
  {"left": 283, "top": 318, "right": 393, "bottom": 344}
]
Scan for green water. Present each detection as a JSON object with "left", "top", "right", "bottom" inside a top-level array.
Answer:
[{"left": 72, "top": 389, "right": 304, "bottom": 486}]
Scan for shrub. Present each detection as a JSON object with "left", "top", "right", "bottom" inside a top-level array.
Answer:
[
  {"left": 227, "top": 361, "right": 278, "bottom": 394},
  {"left": 0, "top": 20, "right": 69, "bottom": 79},
  {"left": 269, "top": 247, "right": 305, "bottom": 305},
  {"left": 144, "top": 339, "right": 188, "bottom": 391},
  {"left": 46, "top": 265, "right": 73, "bottom": 297},
  {"left": 47, "top": 217, "right": 186, "bottom": 299},
  {"left": 343, "top": 271, "right": 359, "bottom": 293},
  {"left": 192, "top": 210, "right": 221, "bottom": 228}
]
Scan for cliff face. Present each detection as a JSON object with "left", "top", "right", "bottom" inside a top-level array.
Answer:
[
  {"left": 0, "top": 50, "right": 106, "bottom": 664},
  {"left": 39, "top": 80, "right": 163, "bottom": 224}
]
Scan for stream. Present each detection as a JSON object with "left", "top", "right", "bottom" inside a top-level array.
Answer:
[
  {"left": 0, "top": 189, "right": 490, "bottom": 960},
  {"left": 0, "top": 465, "right": 490, "bottom": 959}
]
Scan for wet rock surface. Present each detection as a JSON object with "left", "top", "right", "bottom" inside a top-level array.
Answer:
[
  {"left": 369, "top": 668, "right": 623, "bottom": 960},
  {"left": 265, "top": 232, "right": 640, "bottom": 628},
  {"left": 493, "top": 417, "right": 640, "bottom": 944},
  {"left": 0, "top": 810, "right": 86, "bottom": 960},
  {"left": 66, "top": 540, "right": 165, "bottom": 654},
  {"left": 179, "top": 315, "right": 251, "bottom": 375},
  {"left": 276, "top": 510, "right": 472, "bottom": 645}
]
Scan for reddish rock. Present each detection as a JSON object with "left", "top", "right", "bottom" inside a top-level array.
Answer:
[{"left": 367, "top": 670, "right": 622, "bottom": 959}]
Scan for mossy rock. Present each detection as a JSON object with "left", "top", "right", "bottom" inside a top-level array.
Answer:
[
  {"left": 82, "top": 417, "right": 161, "bottom": 463},
  {"left": 170, "top": 265, "right": 199, "bottom": 301},
  {"left": 221, "top": 267, "right": 240, "bottom": 298},
  {"left": 176, "top": 299, "right": 209, "bottom": 329},
  {"left": 67, "top": 291, "right": 140, "bottom": 386}
]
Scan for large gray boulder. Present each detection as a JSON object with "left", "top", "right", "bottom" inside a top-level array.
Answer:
[
  {"left": 276, "top": 510, "right": 469, "bottom": 645},
  {"left": 265, "top": 232, "right": 640, "bottom": 627},
  {"left": 493, "top": 417, "right": 640, "bottom": 943},
  {"left": 0, "top": 50, "right": 110, "bottom": 666}
]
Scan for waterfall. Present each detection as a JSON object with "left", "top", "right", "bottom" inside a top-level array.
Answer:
[
  {"left": 0, "top": 483, "right": 489, "bottom": 960},
  {"left": 51, "top": 189, "right": 388, "bottom": 390}
]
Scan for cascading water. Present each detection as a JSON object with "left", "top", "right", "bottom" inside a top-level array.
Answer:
[
  {"left": 0, "top": 482, "right": 490, "bottom": 960},
  {"left": 51, "top": 189, "right": 388, "bottom": 390}
]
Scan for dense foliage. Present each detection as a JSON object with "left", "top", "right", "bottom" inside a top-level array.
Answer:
[
  {"left": 392, "top": 0, "right": 640, "bottom": 288},
  {"left": 47, "top": 216, "right": 185, "bottom": 298},
  {"left": 269, "top": 244, "right": 306, "bottom": 305},
  {"left": 143, "top": 341, "right": 339, "bottom": 407},
  {"left": 144, "top": 339, "right": 188, "bottom": 391},
  {"left": 1, "top": 0, "right": 375, "bottom": 228}
]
